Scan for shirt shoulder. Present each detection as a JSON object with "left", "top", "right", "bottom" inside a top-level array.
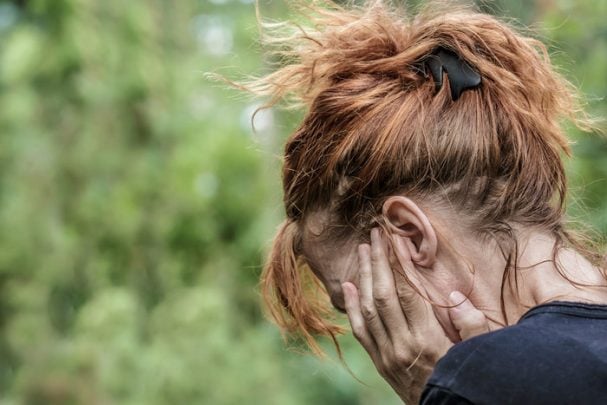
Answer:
[
  {"left": 420, "top": 384, "right": 474, "bottom": 405},
  {"left": 425, "top": 310, "right": 607, "bottom": 405},
  {"left": 426, "top": 324, "right": 546, "bottom": 399}
]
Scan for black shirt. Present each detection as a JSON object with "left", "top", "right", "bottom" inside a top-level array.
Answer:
[{"left": 420, "top": 301, "right": 607, "bottom": 405}]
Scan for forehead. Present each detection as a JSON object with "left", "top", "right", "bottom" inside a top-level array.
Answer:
[
  {"left": 299, "top": 212, "right": 362, "bottom": 313},
  {"left": 300, "top": 212, "right": 358, "bottom": 282}
]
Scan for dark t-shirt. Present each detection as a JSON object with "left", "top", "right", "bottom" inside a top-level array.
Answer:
[{"left": 420, "top": 301, "right": 607, "bottom": 405}]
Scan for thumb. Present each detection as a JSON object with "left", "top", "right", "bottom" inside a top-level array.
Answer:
[{"left": 448, "top": 291, "right": 490, "bottom": 341}]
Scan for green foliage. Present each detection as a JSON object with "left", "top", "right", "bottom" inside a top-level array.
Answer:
[{"left": 0, "top": 0, "right": 604, "bottom": 404}]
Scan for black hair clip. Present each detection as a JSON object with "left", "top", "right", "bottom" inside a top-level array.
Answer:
[{"left": 424, "top": 47, "right": 481, "bottom": 101}]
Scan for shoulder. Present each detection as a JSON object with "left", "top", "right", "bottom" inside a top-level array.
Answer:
[
  {"left": 428, "top": 324, "right": 548, "bottom": 389},
  {"left": 424, "top": 322, "right": 604, "bottom": 404}
]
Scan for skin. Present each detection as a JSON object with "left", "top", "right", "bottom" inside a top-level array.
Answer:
[{"left": 302, "top": 196, "right": 607, "bottom": 403}]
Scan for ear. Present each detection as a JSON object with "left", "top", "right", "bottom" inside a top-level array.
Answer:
[{"left": 382, "top": 196, "right": 438, "bottom": 267}]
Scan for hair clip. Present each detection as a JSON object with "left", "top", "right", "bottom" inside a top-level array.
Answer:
[{"left": 424, "top": 47, "right": 481, "bottom": 101}]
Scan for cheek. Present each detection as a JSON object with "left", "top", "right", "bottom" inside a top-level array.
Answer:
[
  {"left": 317, "top": 244, "right": 359, "bottom": 283},
  {"left": 302, "top": 243, "right": 360, "bottom": 312}
]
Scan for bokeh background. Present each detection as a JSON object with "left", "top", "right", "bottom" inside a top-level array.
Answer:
[{"left": 0, "top": 0, "right": 605, "bottom": 403}]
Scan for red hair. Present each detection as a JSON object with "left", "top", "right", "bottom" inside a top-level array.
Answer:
[{"left": 231, "top": 0, "right": 602, "bottom": 355}]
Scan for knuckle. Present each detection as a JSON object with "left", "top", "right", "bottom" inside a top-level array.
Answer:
[
  {"left": 373, "top": 284, "right": 391, "bottom": 297},
  {"left": 352, "top": 326, "right": 366, "bottom": 342},
  {"left": 398, "top": 294, "right": 421, "bottom": 316},
  {"left": 398, "top": 296, "right": 414, "bottom": 312},
  {"left": 361, "top": 303, "right": 378, "bottom": 321},
  {"left": 420, "top": 347, "right": 441, "bottom": 364},
  {"left": 373, "top": 288, "right": 392, "bottom": 308},
  {"left": 471, "top": 310, "right": 487, "bottom": 325},
  {"left": 371, "top": 250, "right": 381, "bottom": 265},
  {"left": 468, "top": 326, "right": 486, "bottom": 337},
  {"left": 469, "top": 322, "right": 489, "bottom": 335},
  {"left": 381, "top": 349, "right": 412, "bottom": 374},
  {"left": 393, "top": 349, "right": 412, "bottom": 366},
  {"left": 464, "top": 310, "right": 486, "bottom": 326},
  {"left": 396, "top": 283, "right": 417, "bottom": 301},
  {"left": 407, "top": 340, "right": 422, "bottom": 355},
  {"left": 379, "top": 351, "right": 394, "bottom": 371}
]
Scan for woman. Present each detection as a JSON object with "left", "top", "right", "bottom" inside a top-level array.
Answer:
[{"left": 238, "top": 1, "right": 607, "bottom": 403}]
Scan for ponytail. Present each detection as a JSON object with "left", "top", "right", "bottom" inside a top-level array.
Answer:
[{"left": 261, "top": 219, "right": 344, "bottom": 356}]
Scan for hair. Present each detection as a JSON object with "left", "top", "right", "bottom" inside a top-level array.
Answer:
[{"left": 230, "top": 0, "right": 604, "bottom": 355}]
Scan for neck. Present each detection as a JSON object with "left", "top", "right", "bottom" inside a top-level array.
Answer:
[{"left": 456, "top": 229, "right": 607, "bottom": 328}]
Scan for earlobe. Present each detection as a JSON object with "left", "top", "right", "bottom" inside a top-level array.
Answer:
[{"left": 382, "top": 196, "right": 438, "bottom": 268}]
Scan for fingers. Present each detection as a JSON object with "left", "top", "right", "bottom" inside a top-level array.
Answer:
[
  {"left": 369, "top": 228, "right": 409, "bottom": 341},
  {"left": 448, "top": 291, "right": 490, "bottom": 340},
  {"left": 358, "top": 242, "right": 389, "bottom": 346},
  {"left": 342, "top": 281, "right": 381, "bottom": 364},
  {"left": 391, "top": 236, "right": 429, "bottom": 327},
  {"left": 343, "top": 228, "right": 457, "bottom": 393}
]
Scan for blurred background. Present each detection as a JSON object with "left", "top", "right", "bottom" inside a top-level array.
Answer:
[{"left": 0, "top": 0, "right": 604, "bottom": 403}]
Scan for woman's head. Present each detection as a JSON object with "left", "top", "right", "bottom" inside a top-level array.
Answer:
[{"left": 242, "top": 0, "right": 595, "bottom": 354}]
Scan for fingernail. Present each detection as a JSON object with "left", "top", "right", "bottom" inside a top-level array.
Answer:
[
  {"left": 358, "top": 243, "right": 369, "bottom": 258},
  {"left": 342, "top": 282, "right": 352, "bottom": 300},
  {"left": 342, "top": 281, "right": 351, "bottom": 292},
  {"left": 449, "top": 291, "right": 467, "bottom": 306},
  {"left": 371, "top": 227, "right": 379, "bottom": 242}
]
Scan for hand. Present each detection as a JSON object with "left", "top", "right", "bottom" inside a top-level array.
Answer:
[{"left": 342, "top": 228, "right": 489, "bottom": 404}]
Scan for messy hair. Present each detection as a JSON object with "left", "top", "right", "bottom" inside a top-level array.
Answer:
[{"left": 232, "top": 0, "right": 603, "bottom": 355}]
